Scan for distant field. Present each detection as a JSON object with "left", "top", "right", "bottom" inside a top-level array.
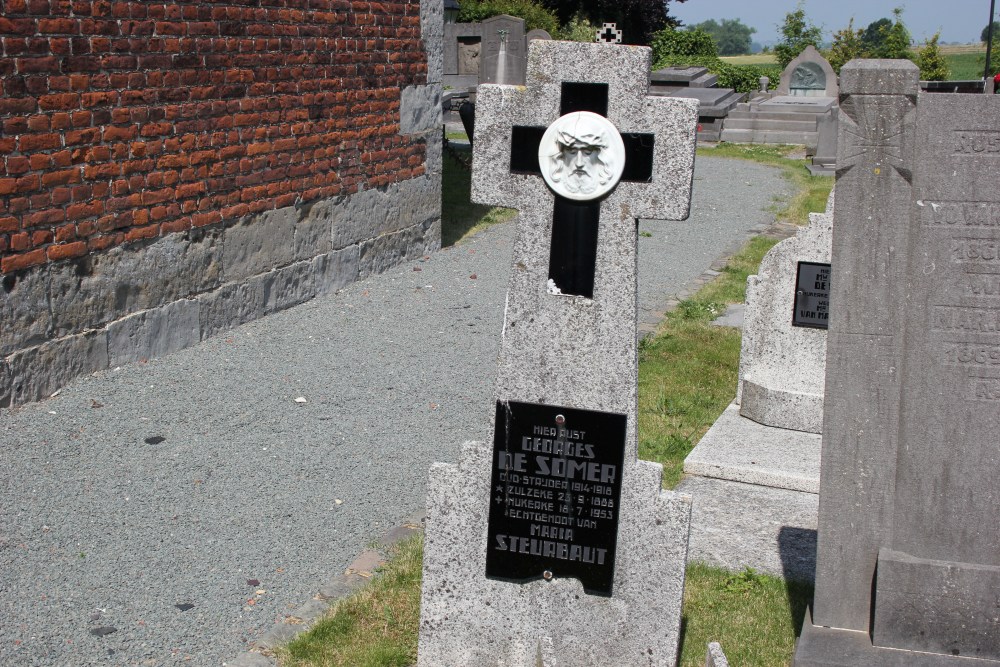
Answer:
[
  {"left": 940, "top": 43, "right": 987, "bottom": 54},
  {"left": 720, "top": 54, "right": 778, "bottom": 65},
  {"left": 720, "top": 45, "right": 987, "bottom": 80}
]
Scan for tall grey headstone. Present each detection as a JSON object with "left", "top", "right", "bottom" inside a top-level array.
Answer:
[
  {"left": 418, "top": 40, "right": 699, "bottom": 666},
  {"left": 738, "top": 201, "right": 832, "bottom": 433},
  {"left": 480, "top": 15, "right": 526, "bottom": 85},
  {"left": 795, "top": 59, "right": 1000, "bottom": 666}
]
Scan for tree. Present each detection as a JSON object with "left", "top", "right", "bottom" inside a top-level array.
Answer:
[
  {"left": 916, "top": 32, "right": 949, "bottom": 81},
  {"left": 879, "top": 7, "right": 913, "bottom": 60},
  {"left": 774, "top": 2, "right": 822, "bottom": 68},
  {"left": 539, "top": 0, "right": 688, "bottom": 45},
  {"left": 690, "top": 18, "right": 756, "bottom": 56},
  {"left": 558, "top": 12, "right": 599, "bottom": 42},
  {"left": 861, "top": 17, "right": 892, "bottom": 54},
  {"left": 826, "top": 18, "right": 864, "bottom": 73},
  {"left": 982, "top": 21, "right": 1000, "bottom": 44}
]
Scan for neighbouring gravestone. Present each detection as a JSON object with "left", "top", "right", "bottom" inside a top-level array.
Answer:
[
  {"left": 480, "top": 15, "right": 527, "bottom": 85},
  {"left": 526, "top": 28, "right": 552, "bottom": 42},
  {"left": 418, "top": 40, "right": 699, "bottom": 666},
  {"left": 795, "top": 59, "right": 1000, "bottom": 666},
  {"left": 737, "top": 196, "right": 833, "bottom": 434},
  {"left": 776, "top": 45, "right": 838, "bottom": 98},
  {"left": 808, "top": 108, "right": 839, "bottom": 176}
]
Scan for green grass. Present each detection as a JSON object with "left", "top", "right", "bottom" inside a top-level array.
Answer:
[
  {"left": 440, "top": 152, "right": 516, "bottom": 247},
  {"left": 720, "top": 54, "right": 778, "bottom": 65},
  {"left": 679, "top": 564, "right": 813, "bottom": 667},
  {"left": 638, "top": 236, "right": 779, "bottom": 488},
  {"left": 945, "top": 51, "right": 988, "bottom": 79},
  {"left": 278, "top": 536, "right": 424, "bottom": 667}
]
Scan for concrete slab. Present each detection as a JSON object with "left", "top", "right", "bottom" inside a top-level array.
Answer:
[
  {"left": 758, "top": 96, "right": 837, "bottom": 113},
  {"left": 684, "top": 402, "right": 821, "bottom": 493},
  {"left": 677, "top": 475, "right": 817, "bottom": 582}
]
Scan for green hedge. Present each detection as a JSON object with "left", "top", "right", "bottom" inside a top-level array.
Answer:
[
  {"left": 649, "top": 28, "right": 718, "bottom": 59},
  {"left": 652, "top": 55, "right": 782, "bottom": 94}
]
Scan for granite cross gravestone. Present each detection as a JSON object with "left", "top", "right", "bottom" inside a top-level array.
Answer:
[
  {"left": 418, "top": 40, "right": 699, "bottom": 666},
  {"left": 795, "top": 59, "right": 1000, "bottom": 666}
]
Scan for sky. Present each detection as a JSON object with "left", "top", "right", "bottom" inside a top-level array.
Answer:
[{"left": 669, "top": 0, "right": 992, "bottom": 46}]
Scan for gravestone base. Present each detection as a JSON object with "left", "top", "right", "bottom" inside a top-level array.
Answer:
[
  {"left": 795, "top": 608, "right": 1000, "bottom": 667},
  {"left": 872, "top": 550, "right": 1000, "bottom": 660},
  {"left": 418, "top": 441, "right": 691, "bottom": 667}
]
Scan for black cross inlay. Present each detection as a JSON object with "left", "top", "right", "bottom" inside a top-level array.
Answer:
[
  {"left": 598, "top": 26, "right": 620, "bottom": 43},
  {"left": 508, "top": 82, "right": 654, "bottom": 298}
]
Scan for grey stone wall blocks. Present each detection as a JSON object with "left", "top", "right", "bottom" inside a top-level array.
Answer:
[
  {"left": 107, "top": 298, "right": 201, "bottom": 368},
  {"left": 8, "top": 330, "right": 109, "bottom": 405},
  {"left": 421, "top": 0, "right": 444, "bottom": 83},
  {"left": 2, "top": 173, "right": 441, "bottom": 407},
  {"left": 0, "top": 360, "right": 11, "bottom": 408},
  {"left": 359, "top": 217, "right": 440, "bottom": 279},
  {"left": 1, "top": 266, "right": 52, "bottom": 356},
  {"left": 48, "top": 229, "right": 222, "bottom": 338},
  {"left": 199, "top": 276, "right": 270, "bottom": 341},
  {"left": 222, "top": 207, "right": 299, "bottom": 284},
  {"left": 312, "top": 246, "right": 361, "bottom": 298},
  {"left": 400, "top": 83, "right": 444, "bottom": 135}
]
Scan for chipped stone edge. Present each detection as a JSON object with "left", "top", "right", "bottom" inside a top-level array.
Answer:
[{"left": 222, "top": 512, "right": 426, "bottom": 667}]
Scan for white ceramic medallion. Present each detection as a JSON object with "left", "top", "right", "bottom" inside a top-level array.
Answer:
[{"left": 537, "top": 111, "right": 626, "bottom": 201}]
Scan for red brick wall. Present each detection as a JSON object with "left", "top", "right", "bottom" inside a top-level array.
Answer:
[{"left": 0, "top": 0, "right": 428, "bottom": 274}]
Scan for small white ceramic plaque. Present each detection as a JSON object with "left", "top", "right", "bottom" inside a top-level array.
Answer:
[{"left": 538, "top": 111, "right": 625, "bottom": 201}]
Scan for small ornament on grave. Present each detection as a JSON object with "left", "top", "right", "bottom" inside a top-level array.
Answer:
[{"left": 596, "top": 23, "right": 622, "bottom": 44}]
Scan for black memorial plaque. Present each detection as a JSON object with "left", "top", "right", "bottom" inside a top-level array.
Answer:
[
  {"left": 792, "top": 261, "right": 831, "bottom": 329},
  {"left": 485, "top": 400, "right": 627, "bottom": 596}
]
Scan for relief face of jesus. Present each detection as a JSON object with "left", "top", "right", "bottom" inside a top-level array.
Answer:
[{"left": 539, "top": 111, "right": 625, "bottom": 201}]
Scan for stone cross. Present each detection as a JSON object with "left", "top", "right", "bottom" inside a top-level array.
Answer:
[
  {"left": 469, "top": 40, "right": 696, "bottom": 439},
  {"left": 597, "top": 22, "right": 622, "bottom": 44},
  {"left": 418, "top": 40, "right": 699, "bottom": 666}
]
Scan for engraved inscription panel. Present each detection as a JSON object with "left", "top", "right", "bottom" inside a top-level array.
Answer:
[
  {"left": 793, "top": 262, "right": 830, "bottom": 329},
  {"left": 893, "top": 95, "right": 1000, "bottom": 565},
  {"left": 486, "top": 400, "right": 626, "bottom": 596}
]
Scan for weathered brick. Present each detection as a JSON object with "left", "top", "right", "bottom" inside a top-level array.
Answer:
[{"left": 1, "top": 248, "right": 46, "bottom": 273}]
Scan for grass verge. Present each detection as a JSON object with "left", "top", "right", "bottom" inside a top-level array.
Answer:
[
  {"left": 277, "top": 535, "right": 423, "bottom": 667},
  {"left": 719, "top": 54, "right": 778, "bottom": 65},
  {"left": 679, "top": 564, "right": 813, "bottom": 667},
  {"left": 637, "top": 235, "right": 779, "bottom": 488},
  {"left": 698, "top": 142, "right": 833, "bottom": 226},
  {"left": 441, "top": 151, "right": 516, "bottom": 247}
]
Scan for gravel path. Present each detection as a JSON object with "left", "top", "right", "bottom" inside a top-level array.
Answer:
[{"left": 0, "top": 155, "right": 792, "bottom": 667}]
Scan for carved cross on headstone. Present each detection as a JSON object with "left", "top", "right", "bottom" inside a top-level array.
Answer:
[
  {"left": 506, "top": 82, "right": 655, "bottom": 298},
  {"left": 472, "top": 39, "right": 698, "bottom": 467},
  {"left": 596, "top": 22, "right": 622, "bottom": 44}
]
